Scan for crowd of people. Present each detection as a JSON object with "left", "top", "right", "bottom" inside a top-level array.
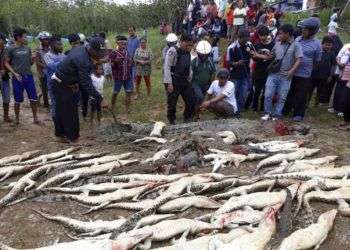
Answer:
[
  {"left": 162, "top": 0, "right": 349, "bottom": 127},
  {"left": 0, "top": 0, "right": 349, "bottom": 144}
]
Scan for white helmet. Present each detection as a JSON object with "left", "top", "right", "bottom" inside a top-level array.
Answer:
[
  {"left": 166, "top": 33, "right": 178, "bottom": 43},
  {"left": 37, "top": 31, "right": 51, "bottom": 40},
  {"left": 196, "top": 40, "right": 212, "bottom": 55},
  {"left": 78, "top": 33, "right": 86, "bottom": 42}
]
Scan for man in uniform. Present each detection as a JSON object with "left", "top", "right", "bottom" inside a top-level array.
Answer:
[
  {"left": 163, "top": 34, "right": 195, "bottom": 124},
  {"left": 50, "top": 37, "right": 107, "bottom": 143}
]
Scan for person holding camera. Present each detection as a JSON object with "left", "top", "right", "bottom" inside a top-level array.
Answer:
[
  {"left": 227, "top": 30, "right": 252, "bottom": 114},
  {"left": 253, "top": 24, "right": 302, "bottom": 121}
]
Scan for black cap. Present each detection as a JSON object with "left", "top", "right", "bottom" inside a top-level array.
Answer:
[
  {"left": 68, "top": 33, "right": 80, "bottom": 44},
  {"left": 217, "top": 68, "right": 230, "bottom": 79},
  {"left": 89, "top": 37, "right": 107, "bottom": 58},
  {"left": 116, "top": 35, "right": 127, "bottom": 41}
]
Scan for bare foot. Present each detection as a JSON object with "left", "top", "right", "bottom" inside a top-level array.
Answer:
[
  {"left": 33, "top": 119, "right": 43, "bottom": 125},
  {"left": 4, "top": 117, "right": 12, "bottom": 123},
  {"left": 339, "top": 125, "right": 350, "bottom": 131},
  {"left": 338, "top": 122, "right": 350, "bottom": 127},
  {"left": 55, "top": 137, "right": 68, "bottom": 143}
]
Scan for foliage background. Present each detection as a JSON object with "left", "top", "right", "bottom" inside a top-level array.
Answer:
[{"left": 0, "top": 0, "right": 189, "bottom": 35}]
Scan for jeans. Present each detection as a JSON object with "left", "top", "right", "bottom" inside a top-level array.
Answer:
[
  {"left": 47, "top": 76, "right": 55, "bottom": 117},
  {"left": 192, "top": 83, "right": 210, "bottom": 105},
  {"left": 233, "top": 78, "right": 250, "bottom": 113},
  {"left": 264, "top": 74, "right": 291, "bottom": 117}
]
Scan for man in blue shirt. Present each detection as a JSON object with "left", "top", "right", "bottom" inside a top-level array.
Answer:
[
  {"left": 127, "top": 26, "right": 140, "bottom": 85},
  {"left": 283, "top": 17, "right": 322, "bottom": 121},
  {"left": 43, "top": 36, "right": 65, "bottom": 119}
]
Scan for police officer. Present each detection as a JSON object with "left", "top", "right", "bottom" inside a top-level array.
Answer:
[
  {"left": 163, "top": 34, "right": 194, "bottom": 125},
  {"left": 162, "top": 33, "right": 178, "bottom": 62},
  {"left": 50, "top": 37, "right": 106, "bottom": 143}
]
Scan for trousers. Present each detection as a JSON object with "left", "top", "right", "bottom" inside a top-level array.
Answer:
[
  {"left": 344, "top": 85, "right": 350, "bottom": 123},
  {"left": 252, "top": 76, "right": 267, "bottom": 112},
  {"left": 264, "top": 74, "right": 291, "bottom": 117},
  {"left": 333, "top": 79, "right": 346, "bottom": 112},
  {"left": 51, "top": 80, "right": 80, "bottom": 141},
  {"left": 283, "top": 76, "right": 310, "bottom": 117},
  {"left": 166, "top": 82, "right": 195, "bottom": 124}
]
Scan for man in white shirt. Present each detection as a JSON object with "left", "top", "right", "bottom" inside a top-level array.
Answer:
[{"left": 200, "top": 68, "right": 238, "bottom": 118}]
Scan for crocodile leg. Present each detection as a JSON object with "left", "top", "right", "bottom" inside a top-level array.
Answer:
[
  {"left": 24, "top": 179, "right": 36, "bottom": 191},
  {"left": 138, "top": 238, "right": 152, "bottom": 250},
  {"left": 82, "top": 201, "right": 111, "bottom": 215},
  {"left": 0, "top": 171, "right": 13, "bottom": 182}
]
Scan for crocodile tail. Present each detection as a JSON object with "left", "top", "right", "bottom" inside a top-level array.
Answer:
[
  {"left": 10, "top": 189, "right": 69, "bottom": 205},
  {"left": 32, "top": 209, "right": 55, "bottom": 220}
]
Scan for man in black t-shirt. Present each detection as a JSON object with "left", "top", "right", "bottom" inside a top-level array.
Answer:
[
  {"left": 251, "top": 25, "right": 275, "bottom": 112},
  {"left": 309, "top": 36, "right": 336, "bottom": 105}
]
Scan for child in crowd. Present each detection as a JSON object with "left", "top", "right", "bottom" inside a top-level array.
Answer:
[
  {"left": 310, "top": 36, "right": 336, "bottom": 106},
  {"left": 90, "top": 64, "right": 105, "bottom": 126}
]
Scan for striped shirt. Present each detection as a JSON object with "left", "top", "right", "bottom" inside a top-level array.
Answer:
[{"left": 110, "top": 49, "right": 132, "bottom": 81}]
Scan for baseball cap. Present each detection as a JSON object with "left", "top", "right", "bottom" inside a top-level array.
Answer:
[
  {"left": 68, "top": 33, "right": 80, "bottom": 44},
  {"left": 89, "top": 37, "right": 107, "bottom": 58}
]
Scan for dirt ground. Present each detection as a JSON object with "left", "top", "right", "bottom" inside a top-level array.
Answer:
[{"left": 0, "top": 103, "right": 350, "bottom": 249}]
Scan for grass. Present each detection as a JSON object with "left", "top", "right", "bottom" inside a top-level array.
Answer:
[{"left": 26, "top": 26, "right": 350, "bottom": 126}]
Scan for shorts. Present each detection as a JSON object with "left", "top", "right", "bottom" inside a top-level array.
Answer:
[
  {"left": 1, "top": 80, "right": 11, "bottom": 104},
  {"left": 114, "top": 79, "right": 133, "bottom": 93},
  {"left": 131, "top": 65, "right": 137, "bottom": 81},
  {"left": 13, "top": 74, "right": 38, "bottom": 103}
]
